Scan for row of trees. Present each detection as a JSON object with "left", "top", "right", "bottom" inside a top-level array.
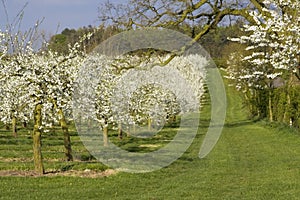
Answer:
[
  {"left": 74, "top": 52, "right": 207, "bottom": 145},
  {"left": 0, "top": 19, "right": 207, "bottom": 174},
  {"left": 225, "top": 0, "right": 300, "bottom": 127}
]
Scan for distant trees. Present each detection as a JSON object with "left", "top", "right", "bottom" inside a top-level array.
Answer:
[
  {"left": 48, "top": 25, "right": 120, "bottom": 55},
  {"left": 199, "top": 23, "right": 245, "bottom": 67}
]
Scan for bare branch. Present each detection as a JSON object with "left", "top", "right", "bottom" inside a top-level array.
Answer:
[{"left": 97, "top": 0, "right": 274, "bottom": 71}]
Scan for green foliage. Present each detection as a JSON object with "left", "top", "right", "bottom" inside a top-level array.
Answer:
[
  {"left": 199, "top": 24, "right": 244, "bottom": 67},
  {"left": 48, "top": 34, "right": 69, "bottom": 54},
  {"left": 290, "top": 86, "right": 300, "bottom": 127},
  {"left": 47, "top": 25, "right": 121, "bottom": 55},
  {"left": 262, "top": 81, "right": 300, "bottom": 127}
]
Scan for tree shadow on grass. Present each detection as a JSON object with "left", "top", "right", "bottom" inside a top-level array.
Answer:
[
  {"left": 224, "top": 118, "right": 260, "bottom": 128},
  {"left": 60, "top": 164, "right": 76, "bottom": 172}
]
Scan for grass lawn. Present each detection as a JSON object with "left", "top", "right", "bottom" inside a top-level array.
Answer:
[{"left": 1, "top": 83, "right": 300, "bottom": 199}]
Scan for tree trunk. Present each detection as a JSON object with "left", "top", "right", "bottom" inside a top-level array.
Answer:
[
  {"left": 77, "top": 115, "right": 82, "bottom": 133},
  {"left": 283, "top": 91, "right": 291, "bottom": 123},
  {"left": 148, "top": 118, "right": 152, "bottom": 131},
  {"left": 22, "top": 121, "right": 27, "bottom": 128},
  {"left": 33, "top": 103, "right": 45, "bottom": 175},
  {"left": 118, "top": 123, "right": 123, "bottom": 140},
  {"left": 268, "top": 90, "right": 273, "bottom": 122},
  {"left": 5, "top": 124, "right": 9, "bottom": 130},
  {"left": 126, "top": 129, "right": 131, "bottom": 137},
  {"left": 53, "top": 99, "right": 73, "bottom": 161},
  {"left": 256, "top": 90, "right": 261, "bottom": 118},
  {"left": 103, "top": 126, "right": 108, "bottom": 147},
  {"left": 131, "top": 124, "right": 136, "bottom": 136},
  {"left": 58, "top": 108, "right": 73, "bottom": 161},
  {"left": 283, "top": 74, "right": 293, "bottom": 125},
  {"left": 12, "top": 116, "right": 17, "bottom": 138}
]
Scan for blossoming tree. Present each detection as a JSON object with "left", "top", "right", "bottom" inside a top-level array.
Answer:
[
  {"left": 226, "top": 0, "right": 300, "bottom": 124},
  {"left": 0, "top": 25, "right": 88, "bottom": 174}
]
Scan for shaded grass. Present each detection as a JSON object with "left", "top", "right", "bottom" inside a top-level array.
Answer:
[{"left": 0, "top": 123, "right": 108, "bottom": 172}]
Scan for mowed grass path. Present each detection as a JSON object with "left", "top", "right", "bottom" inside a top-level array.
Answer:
[{"left": 1, "top": 84, "right": 300, "bottom": 199}]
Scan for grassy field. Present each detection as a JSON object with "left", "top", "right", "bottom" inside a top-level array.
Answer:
[{"left": 1, "top": 84, "right": 300, "bottom": 199}]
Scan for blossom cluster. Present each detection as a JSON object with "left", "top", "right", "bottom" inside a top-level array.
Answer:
[
  {"left": 73, "top": 53, "right": 207, "bottom": 131},
  {"left": 0, "top": 29, "right": 85, "bottom": 130},
  {"left": 227, "top": 0, "right": 300, "bottom": 90}
]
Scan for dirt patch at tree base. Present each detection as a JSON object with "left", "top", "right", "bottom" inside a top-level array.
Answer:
[{"left": 0, "top": 169, "right": 117, "bottom": 178}]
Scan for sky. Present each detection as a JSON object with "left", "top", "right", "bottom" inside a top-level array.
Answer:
[{"left": 0, "top": 0, "right": 125, "bottom": 35}]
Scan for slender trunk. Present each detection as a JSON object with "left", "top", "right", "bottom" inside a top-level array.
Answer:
[
  {"left": 87, "top": 118, "right": 92, "bottom": 130},
  {"left": 133, "top": 123, "right": 136, "bottom": 135},
  {"left": 33, "top": 103, "right": 44, "bottom": 175},
  {"left": 22, "top": 121, "right": 27, "bottom": 128},
  {"left": 12, "top": 116, "right": 17, "bottom": 138},
  {"left": 58, "top": 109, "right": 73, "bottom": 161},
  {"left": 148, "top": 118, "right": 152, "bottom": 131},
  {"left": 244, "top": 93, "right": 251, "bottom": 114},
  {"left": 256, "top": 90, "right": 261, "bottom": 118},
  {"left": 5, "top": 124, "right": 9, "bottom": 130},
  {"left": 118, "top": 123, "right": 123, "bottom": 140},
  {"left": 283, "top": 91, "right": 291, "bottom": 123},
  {"left": 283, "top": 74, "right": 293, "bottom": 124},
  {"left": 77, "top": 115, "right": 82, "bottom": 133},
  {"left": 126, "top": 128, "right": 131, "bottom": 137},
  {"left": 103, "top": 125, "right": 108, "bottom": 147},
  {"left": 53, "top": 99, "right": 73, "bottom": 161},
  {"left": 268, "top": 90, "right": 273, "bottom": 122}
]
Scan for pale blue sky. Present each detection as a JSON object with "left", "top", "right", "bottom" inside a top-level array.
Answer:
[{"left": 0, "top": 0, "right": 125, "bottom": 35}]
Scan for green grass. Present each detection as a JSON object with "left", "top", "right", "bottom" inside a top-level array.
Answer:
[{"left": 1, "top": 82, "right": 300, "bottom": 199}]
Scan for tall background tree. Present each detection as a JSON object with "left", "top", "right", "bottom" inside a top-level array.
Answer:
[{"left": 99, "top": 0, "right": 271, "bottom": 44}]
